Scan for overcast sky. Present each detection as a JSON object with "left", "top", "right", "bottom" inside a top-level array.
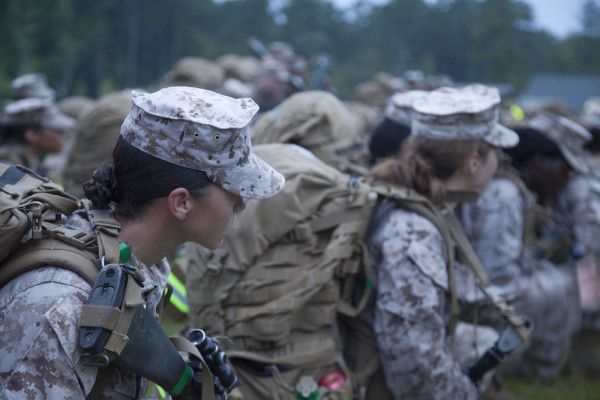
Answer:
[
  {"left": 525, "top": 0, "right": 589, "bottom": 37},
  {"left": 329, "top": 0, "right": 596, "bottom": 38}
]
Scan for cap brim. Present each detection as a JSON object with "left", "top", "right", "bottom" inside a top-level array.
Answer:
[
  {"left": 44, "top": 109, "right": 76, "bottom": 132},
  {"left": 483, "top": 123, "right": 519, "bottom": 148},
  {"left": 560, "top": 147, "right": 591, "bottom": 175},
  {"left": 209, "top": 153, "right": 285, "bottom": 200}
]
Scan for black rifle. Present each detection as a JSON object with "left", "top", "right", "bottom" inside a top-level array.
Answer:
[
  {"left": 464, "top": 316, "right": 534, "bottom": 386},
  {"left": 80, "top": 264, "right": 239, "bottom": 399}
]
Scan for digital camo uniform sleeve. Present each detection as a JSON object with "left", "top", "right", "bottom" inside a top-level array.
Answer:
[
  {"left": 554, "top": 174, "right": 600, "bottom": 254},
  {"left": 0, "top": 252, "right": 169, "bottom": 398},
  {"left": 457, "top": 177, "right": 526, "bottom": 283},
  {"left": 369, "top": 208, "right": 478, "bottom": 400},
  {"left": 0, "top": 267, "right": 94, "bottom": 399}
]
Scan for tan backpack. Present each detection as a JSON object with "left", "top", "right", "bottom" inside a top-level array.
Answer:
[
  {"left": 251, "top": 91, "right": 371, "bottom": 176},
  {"left": 185, "top": 143, "right": 455, "bottom": 398},
  {"left": 0, "top": 162, "right": 118, "bottom": 286}
]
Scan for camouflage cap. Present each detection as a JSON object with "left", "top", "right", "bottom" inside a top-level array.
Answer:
[
  {"left": 411, "top": 84, "right": 519, "bottom": 148},
  {"left": 384, "top": 90, "right": 429, "bottom": 126},
  {"left": 581, "top": 97, "right": 600, "bottom": 129},
  {"left": 529, "top": 111, "right": 592, "bottom": 174},
  {"left": 120, "top": 86, "right": 284, "bottom": 199},
  {"left": 11, "top": 73, "right": 56, "bottom": 101},
  {"left": 3, "top": 97, "right": 75, "bottom": 132}
]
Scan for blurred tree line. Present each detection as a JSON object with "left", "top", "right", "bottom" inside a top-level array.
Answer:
[{"left": 1, "top": 0, "right": 599, "bottom": 100}]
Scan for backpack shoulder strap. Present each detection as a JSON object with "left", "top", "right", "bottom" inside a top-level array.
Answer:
[
  {"left": 84, "top": 200, "right": 121, "bottom": 265},
  {"left": 440, "top": 204, "right": 532, "bottom": 342},
  {"left": 495, "top": 166, "right": 540, "bottom": 249},
  {"left": 0, "top": 238, "right": 100, "bottom": 287}
]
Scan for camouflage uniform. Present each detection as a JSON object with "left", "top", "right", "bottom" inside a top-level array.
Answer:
[
  {"left": 0, "top": 213, "right": 169, "bottom": 399},
  {"left": 553, "top": 173, "right": 600, "bottom": 257},
  {"left": 553, "top": 172, "right": 600, "bottom": 332},
  {"left": 364, "top": 207, "right": 488, "bottom": 399},
  {"left": 530, "top": 112, "right": 600, "bottom": 332},
  {"left": 458, "top": 176, "right": 581, "bottom": 380},
  {"left": 360, "top": 85, "right": 521, "bottom": 399}
]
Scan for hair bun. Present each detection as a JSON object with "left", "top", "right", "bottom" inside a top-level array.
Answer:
[{"left": 83, "top": 161, "right": 118, "bottom": 208}]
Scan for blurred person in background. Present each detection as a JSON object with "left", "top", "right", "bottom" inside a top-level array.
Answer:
[
  {"left": 11, "top": 73, "right": 56, "bottom": 101},
  {"left": 456, "top": 112, "right": 588, "bottom": 382},
  {"left": 1, "top": 97, "right": 75, "bottom": 178},
  {"left": 367, "top": 90, "right": 428, "bottom": 165}
]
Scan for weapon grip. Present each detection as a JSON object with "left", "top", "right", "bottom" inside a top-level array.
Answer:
[{"left": 79, "top": 264, "right": 127, "bottom": 354}]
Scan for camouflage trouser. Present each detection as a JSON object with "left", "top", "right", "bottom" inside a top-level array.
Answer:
[{"left": 500, "top": 266, "right": 580, "bottom": 381}]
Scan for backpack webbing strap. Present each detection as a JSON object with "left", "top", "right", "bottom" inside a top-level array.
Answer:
[
  {"left": 440, "top": 205, "right": 532, "bottom": 342},
  {"left": 336, "top": 238, "right": 373, "bottom": 317},
  {"left": 43, "top": 221, "right": 98, "bottom": 250},
  {"left": 85, "top": 203, "right": 121, "bottom": 265},
  {"left": 308, "top": 207, "right": 371, "bottom": 234},
  {"left": 26, "top": 191, "right": 80, "bottom": 216},
  {"left": 306, "top": 190, "right": 379, "bottom": 317},
  {"left": 170, "top": 336, "right": 215, "bottom": 400}
]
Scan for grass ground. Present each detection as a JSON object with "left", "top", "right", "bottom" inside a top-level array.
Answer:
[{"left": 502, "top": 374, "right": 600, "bottom": 400}]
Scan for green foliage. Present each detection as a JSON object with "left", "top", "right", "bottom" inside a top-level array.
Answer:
[{"left": 0, "top": 0, "right": 598, "bottom": 101}]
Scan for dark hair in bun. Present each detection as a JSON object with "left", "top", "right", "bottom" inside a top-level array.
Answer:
[{"left": 84, "top": 136, "right": 212, "bottom": 219}]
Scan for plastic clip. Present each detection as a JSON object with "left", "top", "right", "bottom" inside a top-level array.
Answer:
[
  {"left": 123, "top": 263, "right": 145, "bottom": 286},
  {"left": 80, "top": 353, "right": 110, "bottom": 368}
]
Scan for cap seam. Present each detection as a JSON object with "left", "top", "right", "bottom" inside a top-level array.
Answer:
[{"left": 125, "top": 112, "right": 245, "bottom": 156}]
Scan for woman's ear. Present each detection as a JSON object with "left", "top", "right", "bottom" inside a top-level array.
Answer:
[
  {"left": 467, "top": 151, "right": 481, "bottom": 175},
  {"left": 167, "top": 188, "right": 191, "bottom": 220},
  {"left": 24, "top": 128, "right": 40, "bottom": 146}
]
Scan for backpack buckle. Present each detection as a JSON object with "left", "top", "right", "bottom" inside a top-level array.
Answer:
[
  {"left": 288, "top": 222, "right": 312, "bottom": 242},
  {"left": 29, "top": 202, "right": 43, "bottom": 239}
]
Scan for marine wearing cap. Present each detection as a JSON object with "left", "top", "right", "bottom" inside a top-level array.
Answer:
[
  {"left": 528, "top": 111, "right": 592, "bottom": 174},
  {"left": 412, "top": 84, "right": 519, "bottom": 148},
  {"left": 11, "top": 73, "right": 56, "bottom": 101},
  {"left": 385, "top": 90, "right": 428, "bottom": 126},
  {"left": 3, "top": 97, "right": 75, "bottom": 132},
  {"left": 120, "top": 86, "right": 284, "bottom": 199}
]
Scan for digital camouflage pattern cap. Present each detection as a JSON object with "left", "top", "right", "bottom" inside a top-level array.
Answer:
[
  {"left": 384, "top": 90, "right": 429, "bottom": 127},
  {"left": 529, "top": 111, "right": 592, "bottom": 174},
  {"left": 581, "top": 97, "right": 600, "bottom": 129},
  {"left": 411, "top": 84, "right": 519, "bottom": 148},
  {"left": 120, "top": 86, "right": 285, "bottom": 199},
  {"left": 11, "top": 73, "right": 56, "bottom": 101},
  {"left": 2, "top": 97, "right": 75, "bottom": 132}
]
